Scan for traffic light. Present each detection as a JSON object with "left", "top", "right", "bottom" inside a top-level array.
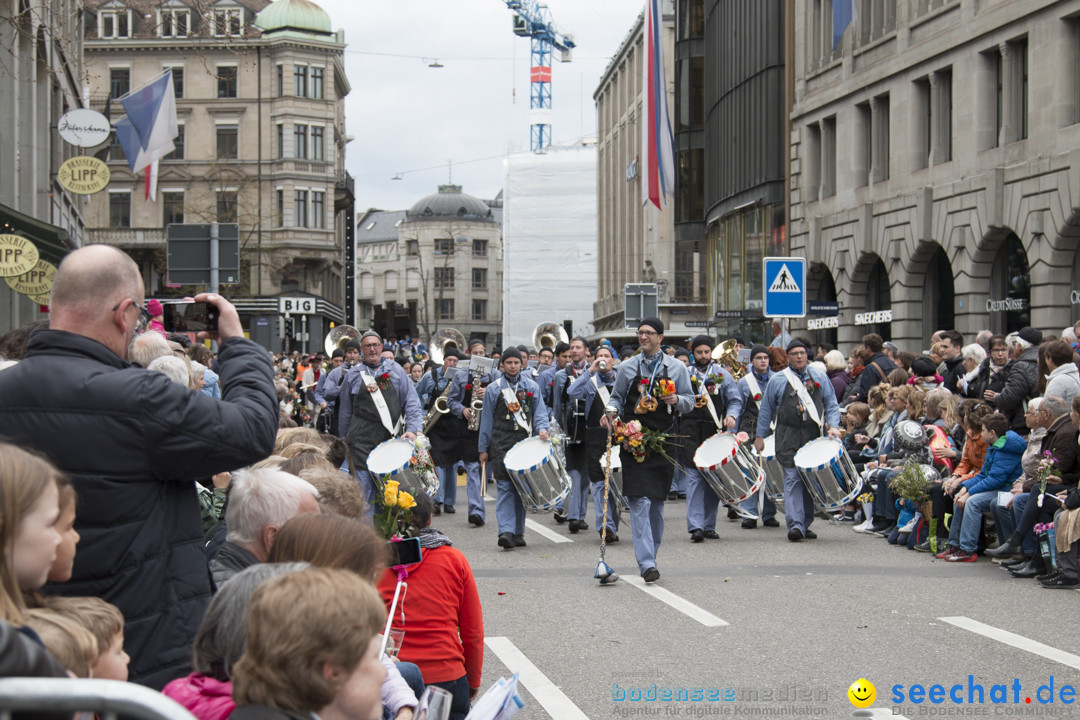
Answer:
[{"left": 284, "top": 317, "right": 295, "bottom": 338}]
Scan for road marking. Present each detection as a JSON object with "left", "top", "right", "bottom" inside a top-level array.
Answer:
[
  {"left": 485, "top": 636, "right": 589, "bottom": 720},
  {"left": 525, "top": 518, "right": 573, "bottom": 543},
  {"left": 623, "top": 575, "right": 729, "bottom": 627},
  {"left": 484, "top": 494, "right": 495, "bottom": 502},
  {"left": 940, "top": 616, "right": 1080, "bottom": 671}
]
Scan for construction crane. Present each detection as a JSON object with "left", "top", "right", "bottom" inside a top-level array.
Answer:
[{"left": 503, "top": 1, "right": 575, "bottom": 151}]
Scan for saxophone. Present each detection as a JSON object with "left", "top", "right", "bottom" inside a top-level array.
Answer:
[
  {"left": 467, "top": 376, "right": 483, "bottom": 432},
  {"left": 421, "top": 379, "right": 453, "bottom": 434}
]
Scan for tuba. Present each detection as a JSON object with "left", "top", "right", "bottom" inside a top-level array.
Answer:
[
  {"left": 712, "top": 338, "right": 748, "bottom": 381},
  {"left": 324, "top": 325, "right": 362, "bottom": 357},
  {"left": 533, "top": 321, "right": 569, "bottom": 352},
  {"left": 429, "top": 328, "right": 467, "bottom": 366}
]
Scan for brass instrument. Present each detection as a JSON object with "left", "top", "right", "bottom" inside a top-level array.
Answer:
[
  {"left": 532, "top": 321, "right": 569, "bottom": 352},
  {"left": 324, "top": 325, "right": 362, "bottom": 357},
  {"left": 429, "top": 328, "right": 467, "bottom": 365},
  {"left": 464, "top": 356, "right": 495, "bottom": 432},
  {"left": 467, "top": 397, "right": 483, "bottom": 432},
  {"left": 711, "top": 338, "right": 748, "bottom": 381},
  {"left": 422, "top": 370, "right": 456, "bottom": 434}
]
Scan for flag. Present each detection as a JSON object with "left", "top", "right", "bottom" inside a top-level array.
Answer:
[
  {"left": 641, "top": 0, "right": 675, "bottom": 210},
  {"left": 833, "top": 0, "right": 855, "bottom": 49},
  {"left": 114, "top": 70, "right": 177, "bottom": 201}
]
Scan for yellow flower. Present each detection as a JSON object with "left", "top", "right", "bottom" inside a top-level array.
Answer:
[
  {"left": 384, "top": 489, "right": 398, "bottom": 506},
  {"left": 385, "top": 480, "right": 400, "bottom": 494},
  {"left": 398, "top": 491, "right": 416, "bottom": 509}
]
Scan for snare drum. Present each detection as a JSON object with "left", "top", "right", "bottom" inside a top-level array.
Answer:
[
  {"left": 693, "top": 433, "right": 764, "bottom": 504},
  {"left": 503, "top": 436, "right": 572, "bottom": 512},
  {"left": 599, "top": 446, "right": 629, "bottom": 512},
  {"left": 367, "top": 438, "right": 440, "bottom": 498},
  {"left": 756, "top": 435, "right": 785, "bottom": 515},
  {"left": 793, "top": 437, "right": 863, "bottom": 512}
]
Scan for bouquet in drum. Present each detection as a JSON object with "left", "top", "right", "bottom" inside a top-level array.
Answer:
[{"left": 611, "top": 419, "right": 672, "bottom": 464}]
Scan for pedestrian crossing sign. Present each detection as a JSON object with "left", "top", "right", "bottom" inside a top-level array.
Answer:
[{"left": 762, "top": 257, "right": 806, "bottom": 317}]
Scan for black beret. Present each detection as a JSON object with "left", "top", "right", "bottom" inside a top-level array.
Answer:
[
  {"left": 639, "top": 317, "right": 664, "bottom": 335},
  {"left": 690, "top": 335, "right": 714, "bottom": 351},
  {"left": 786, "top": 339, "right": 811, "bottom": 353}
]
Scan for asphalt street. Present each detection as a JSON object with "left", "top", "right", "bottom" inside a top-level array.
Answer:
[{"left": 422, "top": 481, "right": 1080, "bottom": 720}]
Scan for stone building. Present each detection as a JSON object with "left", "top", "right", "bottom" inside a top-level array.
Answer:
[
  {"left": 81, "top": 0, "right": 352, "bottom": 352},
  {"left": 0, "top": 0, "right": 86, "bottom": 333},
  {"left": 591, "top": 1, "right": 710, "bottom": 344},
  {"left": 355, "top": 185, "right": 504, "bottom": 348},
  {"left": 790, "top": 0, "right": 1080, "bottom": 349}
]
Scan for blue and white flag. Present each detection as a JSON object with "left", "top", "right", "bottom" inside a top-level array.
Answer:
[
  {"left": 832, "top": 0, "right": 856, "bottom": 49},
  {"left": 115, "top": 70, "right": 177, "bottom": 200},
  {"left": 641, "top": 0, "right": 675, "bottom": 210}
]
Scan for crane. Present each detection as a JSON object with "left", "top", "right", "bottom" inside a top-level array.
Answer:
[{"left": 503, "top": 1, "right": 575, "bottom": 151}]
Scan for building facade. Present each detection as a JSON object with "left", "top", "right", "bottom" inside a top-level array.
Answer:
[
  {"left": 82, "top": 0, "right": 352, "bottom": 352},
  {"left": 790, "top": 0, "right": 1080, "bottom": 350},
  {"left": 355, "top": 185, "right": 504, "bottom": 348},
  {"left": 592, "top": 1, "right": 709, "bottom": 344},
  {"left": 0, "top": 0, "right": 86, "bottom": 334}
]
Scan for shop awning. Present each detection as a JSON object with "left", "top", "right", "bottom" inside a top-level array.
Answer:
[{"left": 0, "top": 202, "right": 72, "bottom": 267}]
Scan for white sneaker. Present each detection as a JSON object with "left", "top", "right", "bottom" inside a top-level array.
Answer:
[
  {"left": 853, "top": 519, "right": 875, "bottom": 533},
  {"left": 898, "top": 518, "right": 917, "bottom": 534}
]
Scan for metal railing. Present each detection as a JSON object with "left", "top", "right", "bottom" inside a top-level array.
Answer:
[{"left": 0, "top": 678, "right": 196, "bottom": 720}]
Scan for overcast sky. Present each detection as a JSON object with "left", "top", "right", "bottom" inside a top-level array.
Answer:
[{"left": 316, "top": 0, "right": 645, "bottom": 212}]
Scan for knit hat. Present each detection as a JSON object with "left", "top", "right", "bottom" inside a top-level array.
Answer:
[
  {"left": 146, "top": 298, "right": 163, "bottom": 317},
  {"left": 1018, "top": 326, "right": 1042, "bottom": 347},
  {"left": 501, "top": 347, "right": 523, "bottom": 362},
  {"left": 786, "top": 339, "right": 810, "bottom": 353},
  {"left": 911, "top": 356, "right": 937, "bottom": 377},
  {"left": 639, "top": 317, "right": 664, "bottom": 335},
  {"left": 690, "top": 335, "right": 713, "bottom": 351},
  {"left": 750, "top": 344, "right": 769, "bottom": 360}
]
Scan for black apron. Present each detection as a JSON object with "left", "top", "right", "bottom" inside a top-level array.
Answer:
[
  {"left": 347, "top": 369, "right": 402, "bottom": 469},
  {"left": 774, "top": 369, "right": 825, "bottom": 468},
  {"left": 679, "top": 369, "right": 723, "bottom": 466},
  {"left": 425, "top": 370, "right": 458, "bottom": 466},
  {"left": 620, "top": 363, "right": 676, "bottom": 502},
  {"left": 489, "top": 380, "right": 530, "bottom": 482},
  {"left": 737, "top": 374, "right": 768, "bottom": 439},
  {"left": 458, "top": 372, "right": 489, "bottom": 463}
]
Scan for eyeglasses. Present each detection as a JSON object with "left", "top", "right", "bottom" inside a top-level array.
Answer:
[
  {"left": 113, "top": 298, "right": 151, "bottom": 334},
  {"left": 360, "top": 343, "right": 382, "bottom": 350},
  {"left": 637, "top": 330, "right": 658, "bottom": 337}
]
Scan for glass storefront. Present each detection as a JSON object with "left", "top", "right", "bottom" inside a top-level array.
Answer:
[{"left": 988, "top": 233, "right": 1030, "bottom": 335}]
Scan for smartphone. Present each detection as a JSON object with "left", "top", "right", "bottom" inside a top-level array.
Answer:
[
  {"left": 161, "top": 301, "right": 219, "bottom": 334},
  {"left": 387, "top": 537, "right": 422, "bottom": 567}
]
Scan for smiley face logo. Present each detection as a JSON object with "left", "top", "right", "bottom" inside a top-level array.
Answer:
[{"left": 848, "top": 678, "right": 876, "bottom": 708}]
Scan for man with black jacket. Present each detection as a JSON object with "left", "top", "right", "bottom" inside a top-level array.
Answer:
[
  {"left": 939, "top": 330, "right": 966, "bottom": 394},
  {"left": 0, "top": 245, "right": 278, "bottom": 689},
  {"left": 849, "top": 333, "right": 896, "bottom": 403},
  {"left": 989, "top": 327, "right": 1042, "bottom": 435}
]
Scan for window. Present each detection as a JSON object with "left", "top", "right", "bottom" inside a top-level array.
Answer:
[
  {"left": 472, "top": 239, "right": 487, "bottom": 256},
  {"left": 293, "top": 124, "right": 308, "bottom": 159},
  {"left": 856, "top": 95, "right": 889, "bottom": 185},
  {"left": 216, "top": 125, "right": 238, "bottom": 159},
  {"left": 434, "top": 267, "right": 454, "bottom": 289},
  {"left": 472, "top": 268, "right": 487, "bottom": 289},
  {"left": 1015, "top": 38, "right": 1028, "bottom": 141},
  {"left": 804, "top": 123, "right": 821, "bottom": 201},
  {"left": 992, "top": 47, "right": 1003, "bottom": 148},
  {"left": 385, "top": 271, "right": 398, "bottom": 291},
  {"left": 213, "top": 8, "right": 242, "bottom": 37},
  {"left": 312, "top": 191, "right": 325, "bottom": 229},
  {"left": 472, "top": 299, "right": 487, "bottom": 321},
  {"left": 311, "top": 126, "right": 324, "bottom": 160},
  {"left": 217, "top": 191, "right": 238, "bottom": 224},
  {"left": 917, "top": 68, "right": 953, "bottom": 167},
  {"left": 406, "top": 268, "right": 419, "bottom": 289},
  {"left": 311, "top": 67, "right": 324, "bottom": 99},
  {"left": 434, "top": 238, "right": 454, "bottom": 255},
  {"left": 168, "top": 67, "right": 184, "bottom": 98},
  {"left": 99, "top": 9, "right": 131, "bottom": 39},
  {"left": 275, "top": 189, "right": 284, "bottom": 227},
  {"left": 294, "top": 65, "right": 308, "bottom": 97},
  {"left": 165, "top": 124, "right": 185, "bottom": 160},
  {"left": 217, "top": 66, "right": 237, "bottom": 98},
  {"left": 276, "top": 65, "right": 283, "bottom": 97},
  {"left": 109, "top": 192, "right": 130, "bottom": 228},
  {"left": 163, "top": 192, "right": 184, "bottom": 225},
  {"left": 276, "top": 124, "right": 284, "bottom": 159},
  {"left": 436, "top": 299, "right": 454, "bottom": 320},
  {"left": 294, "top": 190, "right": 309, "bottom": 228},
  {"left": 109, "top": 68, "right": 130, "bottom": 99},
  {"left": 159, "top": 9, "right": 190, "bottom": 38},
  {"left": 406, "top": 239, "right": 418, "bottom": 255},
  {"left": 855, "top": 101, "right": 871, "bottom": 187},
  {"left": 821, "top": 115, "right": 836, "bottom": 198}
]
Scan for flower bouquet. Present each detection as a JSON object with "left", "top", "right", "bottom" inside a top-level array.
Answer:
[
  {"left": 1035, "top": 451, "right": 1059, "bottom": 508},
  {"left": 611, "top": 418, "right": 674, "bottom": 464},
  {"left": 410, "top": 435, "right": 439, "bottom": 493},
  {"left": 373, "top": 479, "right": 417, "bottom": 539},
  {"left": 890, "top": 456, "right": 933, "bottom": 504}
]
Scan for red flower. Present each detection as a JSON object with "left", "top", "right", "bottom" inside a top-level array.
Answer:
[
  {"left": 753, "top": 393, "right": 762, "bottom": 401},
  {"left": 380, "top": 372, "right": 390, "bottom": 381},
  {"left": 465, "top": 384, "right": 472, "bottom": 390},
  {"left": 640, "top": 378, "right": 649, "bottom": 385}
]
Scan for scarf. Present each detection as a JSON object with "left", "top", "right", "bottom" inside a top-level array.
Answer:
[{"left": 416, "top": 527, "right": 452, "bottom": 550}]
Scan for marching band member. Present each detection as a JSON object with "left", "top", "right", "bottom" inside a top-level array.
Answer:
[
  {"left": 317, "top": 340, "right": 362, "bottom": 436},
  {"left": 312, "top": 348, "right": 345, "bottom": 435},
  {"left": 538, "top": 341, "right": 571, "bottom": 523},
  {"left": 681, "top": 336, "right": 736, "bottom": 543},
  {"left": 726, "top": 344, "right": 779, "bottom": 528},
  {"left": 478, "top": 348, "right": 550, "bottom": 550},
  {"left": 328, "top": 330, "right": 423, "bottom": 508},
  {"left": 552, "top": 337, "right": 592, "bottom": 533},
  {"left": 449, "top": 339, "right": 498, "bottom": 527},
  {"left": 603, "top": 318, "right": 694, "bottom": 583},
  {"left": 416, "top": 349, "right": 463, "bottom": 515},
  {"left": 567, "top": 344, "right": 621, "bottom": 541},
  {"left": 753, "top": 340, "right": 841, "bottom": 542}
]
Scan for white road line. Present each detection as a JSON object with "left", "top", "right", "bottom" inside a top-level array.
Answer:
[
  {"left": 485, "top": 636, "right": 589, "bottom": 720},
  {"left": 484, "top": 494, "right": 495, "bottom": 502},
  {"left": 623, "top": 575, "right": 730, "bottom": 627},
  {"left": 940, "top": 616, "right": 1080, "bottom": 671},
  {"left": 525, "top": 518, "right": 573, "bottom": 543}
]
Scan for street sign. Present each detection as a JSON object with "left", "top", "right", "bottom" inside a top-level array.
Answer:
[
  {"left": 280, "top": 297, "right": 316, "bottom": 315},
  {"left": 762, "top": 257, "right": 806, "bottom": 318},
  {"left": 683, "top": 320, "right": 713, "bottom": 328},
  {"left": 166, "top": 224, "right": 240, "bottom": 286},
  {"left": 624, "top": 283, "right": 658, "bottom": 330}
]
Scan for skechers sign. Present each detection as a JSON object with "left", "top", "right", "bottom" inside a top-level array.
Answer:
[
  {"left": 986, "top": 297, "right": 1026, "bottom": 313},
  {"left": 854, "top": 310, "right": 892, "bottom": 325}
]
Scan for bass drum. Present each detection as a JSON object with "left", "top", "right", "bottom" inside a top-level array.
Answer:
[
  {"left": 793, "top": 437, "right": 862, "bottom": 512},
  {"left": 367, "top": 438, "right": 440, "bottom": 498},
  {"left": 503, "top": 436, "right": 572, "bottom": 512},
  {"left": 693, "top": 433, "right": 764, "bottom": 505}
]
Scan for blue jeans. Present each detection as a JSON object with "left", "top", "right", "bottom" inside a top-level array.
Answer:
[
  {"left": 495, "top": 477, "right": 525, "bottom": 535},
  {"left": 431, "top": 674, "right": 471, "bottom": 720},
  {"left": 463, "top": 461, "right": 485, "bottom": 519},
  {"left": 591, "top": 481, "right": 621, "bottom": 533},
  {"left": 684, "top": 467, "right": 719, "bottom": 532},
  {"left": 948, "top": 490, "right": 997, "bottom": 553},
  {"left": 436, "top": 465, "right": 457, "bottom": 507},
  {"left": 670, "top": 464, "right": 687, "bottom": 494},
  {"left": 740, "top": 489, "right": 777, "bottom": 521},
  {"left": 566, "top": 465, "right": 590, "bottom": 521},
  {"left": 628, "top": 495, "right": 665, "bottom": 573},
  {"left": 783, "top": 467, "right": 814, "bottom": 533}
]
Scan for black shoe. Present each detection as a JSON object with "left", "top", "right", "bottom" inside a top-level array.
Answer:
[
  {"left": 513, "top": 535, "right": 527, "bottom": 547},
  {"left": 1037, "top": 571, "right": 1062, "bottom": 584},
  {"left": 443, "top": 504, "right": 455, "bottom": 514},
  {"left": 599, "top": 528, "right": 619, "bottom": 543},
  {"left": 667, "top": 492, "right": 679, "bottom": 501},
  {"left": 763, "top": 518, "right": 780, "bottom": 528},
  {"left": 703, "top": 530, "right": 720, "bottom": 540},
  {"left": 553, "top": 509, "right": 568, "bottom": 524},
  {"left": 1042, "top": 575, "right": 1079, "bottom": 589},
  {"left": 568, "top": 519, "right": 581, "bottom": 534},
  {"left": 868, "top": 520, "right": 891, "bottom": 534},
  {"left": 741, "top": 519, "right": 758, "bottom": 529},
  {"left": 690, "top": 529, "right": 705, "bottom": 543},
  {"left": 677, "top": 492, "right": 686, "bottom": 499},
  {"left": 642, "top": 567, "right": 660, "bottom": 583},
  {"left": 788, "top": 528, "right": 804, "bottom": 542},
  {"left": 804, "top": 529, "right": 818, "bottom": 540},
  {"left": 497, "top": 532, "right": 514, "bottom": 549},
  {"left": 468, "top": 514, "right": 485, "bottom": 527},
  {"left": 985, "top": 536, "right": 1021, "bottom": 558},
  {"left": 1002, "top": 555, "right": 1030, "bottom": 568},
  {"left": 727, "top": 507, "right": 740, "bottom": 520},
  {"left": 872, "top": 524, "right": 896, "bottom": 538},
  {"left": 914, "top": 540, "right": 932, "bottom": 553},
  {"left": 1009, "top": 561, "right": 1041, "bottom": 578},
  {"left": 433, "top": 503, "right": 442, "bottom": 516}
]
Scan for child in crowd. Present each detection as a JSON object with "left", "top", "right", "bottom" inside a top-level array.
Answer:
[
  {"left": 22, "top": 608, "right": 97, "bottom": 677},
  {"left": 44, "top": 596, "right": 129, "bottom": 681},
  {"left": 47, "top": 476, "right": 80, "bottom": 584}
]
